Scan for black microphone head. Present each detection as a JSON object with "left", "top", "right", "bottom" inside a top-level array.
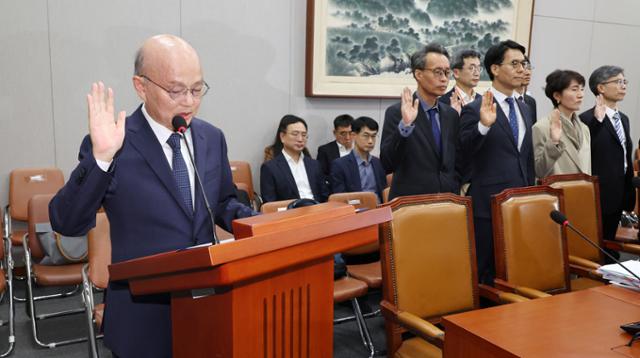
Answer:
[
  {"left": 633, "top": 176, "right": 640, "bottom": 189},
  {"left": 172, "top": 116, "right": 188, "bottom": 133},
  {"left": 550, "top": 210, "right": 567, "bottom": 225}
]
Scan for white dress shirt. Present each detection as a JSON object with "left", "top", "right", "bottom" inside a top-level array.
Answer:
[
  {"left": 96, "top": 104, "right": 196, "bottom": 209},
  {"left": 478, "top": 87, "right": 526, "bottom": 150},
  {"left": 282, "top": 150, "right": 315, "bottom": 200},
  {"left": 337, "top": 142, "right": 352, "bottom": 157}
]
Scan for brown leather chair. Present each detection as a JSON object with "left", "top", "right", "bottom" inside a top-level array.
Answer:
[
  {"left": 540, "top": 174, "right": 609, "bottom": 290},
  {"left": 229, "top": 160, "right": 262, "bottom": 209},
  {"left": 492, "top": 186, "right": 582, "bottom": 298},
  {"left": 5, "top": 168, "right": 64, "bottom": 246},
  {"left": 379, "top": 194, "right": 526, "bottom": 357},
  {"left": 83, "top": 211, "right": 110, "bottom": 358},
  {"left": 385, "top": 173, "right": 393, "bottom": 188},
  {"left": 0, "top": 207, "right": 15, "bottom": 357},
  {"left": 24, "top": 194, "right": 87, "bottom": 348},
  {"left": 542, "top": 174, "right": 640, "bottom": 268},
  {"left": 260, "top": 199, "right": 294, "bottom": 214}
]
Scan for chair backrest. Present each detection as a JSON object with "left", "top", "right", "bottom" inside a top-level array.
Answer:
[
  {"left": 540, "top": 174, "right": 603, "bottom": 263},
  {"left": 229, "top": 161, "right": 254, "bottom": 201},
  {"left": 380, "top": 194, "right": 478, "bottom": 322},
  {"left": 329, "top": 192, "right": 378, "bottom": 255},
  {"left": 88, "top": 212, "right": 111, "bottom": 289},
  {"left": 9, "top": 168, "right": 64, "bottom": 221},
  {"left": 0, "top": 207, "right": 4, "bottom": 261},
  {"left": 260, "top": 199, "right": 295, "bottom": 214},
  {"left": 492, "top": 186, "right": 570, "bottom": 294},
  {"left": 385, "top": 173, "right": 393, "bottom": 187},
  {"left": 27, "top": 193, "right": 56, "bottom": 260}
]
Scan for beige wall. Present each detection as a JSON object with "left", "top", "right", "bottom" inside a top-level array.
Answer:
[{"left": 1, "top": 0, "right": 639, "bottom": 204}]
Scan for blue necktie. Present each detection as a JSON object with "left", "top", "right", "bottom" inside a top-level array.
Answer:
[
  {"left": 612, "top": 112, "right": 628, "bottom": 173},
  {"left": 167, "top": 133, "right": 193, "bottom": 212},
  {"left": 427, "top": 107, "right": 441, "bottom": 155},
  {"left": 505, "top": 97, "right": 519, "bottom": 145}
]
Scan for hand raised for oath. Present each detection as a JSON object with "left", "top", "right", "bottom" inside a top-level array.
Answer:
[
  {"left": 450, "top": 92, "right": 462, "bottom": 115},
  {"left": 400, "top": 87, "right": 419, "bottom": 126},
  {"left": 549, "top": 108, "right": 563, "bottom": 144},
  {"left": 479, "top": 91, "right": 497, "bottom": 127},
  {"left": 87, "top": 82, "right": 126, "bottom": 163},
  {"left": 594, "top": 94, "right": 606, "bottom": 121}
]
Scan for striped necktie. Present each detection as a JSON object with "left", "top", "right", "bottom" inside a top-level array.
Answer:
[
  {"left": 612, "top": 112, "right": 627, "bottom": 173},
  {"left": 505, "top": 97, "right": 519, "bottom": 145}
]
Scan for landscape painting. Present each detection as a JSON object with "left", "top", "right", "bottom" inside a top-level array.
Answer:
[{"left": 305, "top": 0, "right": 534, "bottom": 98}]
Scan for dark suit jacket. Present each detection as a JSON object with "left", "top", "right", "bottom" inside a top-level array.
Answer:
[
  {"left": 49, "top": 106, "right": 254, "bottom": 357},
  {"left": 381, "top": 93, "right": 460, "bottom": 200},
  {"left": 330, "top": 150, "right": 386, "bottom": 201},
  {"left": 519, "top": 93, "right": 537, "bottom": 124},
  {"left": 459, "top": 96, "right": 535, "bottom": 219},
  {"left": 317, "top": 140, "right": 340, "bottom": 177},
  {"left": 439, "top": 87, "right": 481, "bottom": 106},
  {"left": 579, "top": 107, "right": 635, "bottom": 215},
  {"left": 260, "top": 153, "right": 328, "bottom": 203}
]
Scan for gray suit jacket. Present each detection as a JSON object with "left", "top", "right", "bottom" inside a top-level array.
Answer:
[{"left": 532, "top": 111, "right": 591, "bottom": 178}]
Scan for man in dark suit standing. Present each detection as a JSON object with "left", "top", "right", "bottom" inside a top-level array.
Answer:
[
  {"left": 260, "top": 115, "right": 328, "bottom": 203},
  {"left": 49, "top": 35, "right": 255, "bottom": 357},
  {"left": 316, "top": 114, "right": 354, "bottom": 177},
  {"left": 580, "top": 65, "right": 635, "bottom": 259},
  {"left": 330, "top": 116, "right": 386, "bottom": 202},
  {"left": 515, "top": 55, "right": 537, "bottom": 124},
  {"left": 439, "top": 49, "right": 482, "bottom": 109},
  {"left": 459, "top": 40, "right": 535, "bottom": 284},
  {"left": 381, "top": 43, "right": 461, "bottom": 201}
]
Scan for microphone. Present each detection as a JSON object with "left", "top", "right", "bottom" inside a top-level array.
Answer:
[
  {"left": 172, "top": 116, "right": 220, "bottom": 245},
  {"left": 549, "top": 210, "right": 640, "bottom": 283}
]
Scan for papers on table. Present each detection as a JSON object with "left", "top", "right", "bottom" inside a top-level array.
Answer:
[{"left": 597, "top": 260, "right": 640, "bottom": 290}]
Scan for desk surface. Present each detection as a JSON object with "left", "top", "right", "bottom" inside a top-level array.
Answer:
[{"left": 442, "top": 286, "right": 640, "bottom": 357}]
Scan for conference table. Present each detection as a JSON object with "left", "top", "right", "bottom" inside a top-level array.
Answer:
[{"left": 442, "top": 285, "right": 640, "bottom": 357}]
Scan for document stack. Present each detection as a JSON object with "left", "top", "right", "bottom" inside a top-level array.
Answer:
[{"left": 596, "top": 260, "right": 640, "bottom": 291}]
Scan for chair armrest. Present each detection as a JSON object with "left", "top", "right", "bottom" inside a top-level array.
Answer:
[
  {"left": 479, "top": 283, "right": 529, "bottom": 304},
  {"left": 568, "top": 255, "right": 600, "bottom": 270},
  {"left": 494, "top": 279, "right": 551, "bottom": 299},
  {"left": 570, "top": 264, "right": 604, "bottom": 281},
  {"left": 396, "top": 310, "right": 445, "bottom": 344},
  {"left": 605, "top": 239, "right": 640, "bottom": 256}
]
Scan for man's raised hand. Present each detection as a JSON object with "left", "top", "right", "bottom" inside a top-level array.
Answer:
[{"left": 87, "top": 82, "right": 126, "bottom": 162}]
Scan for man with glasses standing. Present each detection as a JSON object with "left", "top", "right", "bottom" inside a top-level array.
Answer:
[
  {"left": 316, "top": 114, "right": 354, "bottom": 179},
  {"left": 49, "top": 34, "right": 255, "bottom": 357},
  {"left": 440, "top": 49, "right": 483, "bottom": 109},
  {"left": 515, "top": 55, "right": 538, "bottom": 124},
  {"left": 380, "top": 43, "right": 461, "bottom": 200},
  {"left": 459, "top": 40, "right": 535, "bottom": 284},
  {"left": 580, "top": 66, "right": 635, "bottom": 259}
]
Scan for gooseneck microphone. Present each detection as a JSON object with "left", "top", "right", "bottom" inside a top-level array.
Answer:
[
  {"left": 550, "top": 210, "right": 640, "bottom": 283},
  {"left": 172, "top": 116, "right": 220, "bottom": 245}
]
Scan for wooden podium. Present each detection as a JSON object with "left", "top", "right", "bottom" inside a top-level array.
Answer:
[{"left": 109, "top": 202, "right": 391, "bottom": 357}]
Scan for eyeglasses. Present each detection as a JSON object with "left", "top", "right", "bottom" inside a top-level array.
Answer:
[
  {"left": 422, "top": 68, "right": 452, "bottom": 78},
  {"left": 464, "top": 65, "right": 484, "bottom": 74},
  {"left": 286, "top": 131, "right": 308, "bottom": 139},
  {"left": 359, "top": 132, "right": 377, "bottom": 141},
  {"left": 602, "top": 79, "right": 628, "bottom": 87},
  {"left": 140, "top": 75, "right": 210, "bottom": 101},
  {"left": 498, "top": 60, "right": 531, "bottom": 70}
]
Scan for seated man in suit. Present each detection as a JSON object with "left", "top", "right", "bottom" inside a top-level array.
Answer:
[
  {"left": 381, "top": 43, "right": 461, "bottom": 201},
  {"left": 439, "top": 49, "right": 482, "bottom": 109},
  {"left": 515, "top": 55, "right": 537, "bottom": 124},
  {"left": 316, "top": 114, "right": 354, "bottom": 177},
  {"left": 261, "top": 115, "right": 328, "bottom": 203},
  {"left": 48, "top": 34, "right": 256, "bottom": 357},
  {"left": 330, "top": 116, "right": 386, "bottom": 202}
]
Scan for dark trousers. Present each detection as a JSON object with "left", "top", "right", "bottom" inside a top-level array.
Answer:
[
  {"left": 602, "top": 211, "right": 622, "bottom": 263},
  {"left": 474, "top": 217, "right": 496, "bottom": 285}
]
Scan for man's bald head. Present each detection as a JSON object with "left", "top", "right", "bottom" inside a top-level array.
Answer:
[{"left": 134, "top": 34, "right": 199, "bottom": 76}]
